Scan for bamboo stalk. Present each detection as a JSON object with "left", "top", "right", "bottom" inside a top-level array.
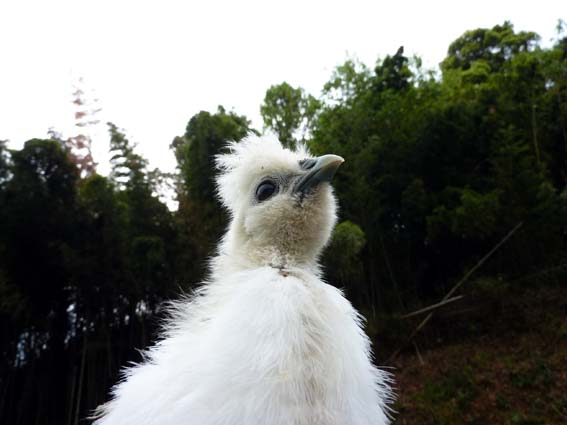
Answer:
[
  {"left": 67, "top": 365, "right": 77, "bottom": 425},
  {"left": 74, "top": 335, "right": 87, "bottom": 425},
  {"left": 532, "top": 103, "right": 540, "bottom": 163}
]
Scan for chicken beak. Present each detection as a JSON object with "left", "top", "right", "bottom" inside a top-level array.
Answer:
[{"left": 294, "top": 154, "right": 344, "bottom": 194}]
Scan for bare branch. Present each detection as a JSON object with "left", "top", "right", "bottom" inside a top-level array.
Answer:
[{"left": 399, "top": 295, "right": 464, "bottom": 319}]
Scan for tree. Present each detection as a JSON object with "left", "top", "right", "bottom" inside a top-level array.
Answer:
[
  {"left": 310, "top": 28, "right": 567, "bottom": 308},
  {"left": 172, "top": 107, "right": 251, "bottom": 204},
  {"left": 0, "top": 140, "right": 10, "bottom": 192},
  {"left": 1, "top": 138, "right": 78, "bottom": 325},
  {"left": 441, "top": 21, "right": 539, "bottom": 74},
  {"left": 108, "top": 123, "right": 148, "bottom": 190},
  {"left": 321, "top": 58, "right": 371, "bottom": 106},
  {"left": 539, "top": 28, "right": 567, "bottom": 188},
  {"left": 171, "top": 107, "right": 252, "bottom": 283},
  {"left": 0, "top": 139, "right": 79, "bottom": 424},
  {"left": 65, "top": 78, "right": 101, "bottom": 177},
  {"left": 374, "top": 46, "right": 412, "bottom": 93},
  {"left": 260, "top": 82, "right": 320, "bottom": 149},
  {"left": 107, "top": 123, "right": 176, "bottom": 296}
]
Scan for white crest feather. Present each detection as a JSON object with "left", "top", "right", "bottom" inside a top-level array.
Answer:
[{"left": 215, "top": 134, "right": 311, "bottom": 213}]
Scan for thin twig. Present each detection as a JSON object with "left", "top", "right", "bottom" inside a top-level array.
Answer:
[
  {"left": 400, "top": 295, "right": 464, "bottom": 319},
  {"left": 413, "top": 341, "right": 425, "bottom": 366},
  {"left": 387, "top": 221, "right": 524, "bottom": 362}
]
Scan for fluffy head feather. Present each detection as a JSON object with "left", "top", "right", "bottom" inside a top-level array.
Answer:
[{"left": 214, "top": 135, "right": 338, "bottom": 273}]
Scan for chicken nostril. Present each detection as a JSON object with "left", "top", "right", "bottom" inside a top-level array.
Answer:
[{"left": 299, "top": 158, "right": 316, "bottom": 170}]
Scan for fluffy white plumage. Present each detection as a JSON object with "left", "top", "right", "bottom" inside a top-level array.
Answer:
[{"left": 94, "top": 135, "right": 392, "bottom": 425}]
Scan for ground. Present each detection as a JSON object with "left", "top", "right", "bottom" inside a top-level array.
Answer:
[{"left": 371, "top": 284, "right": 567, "bottom": 425}]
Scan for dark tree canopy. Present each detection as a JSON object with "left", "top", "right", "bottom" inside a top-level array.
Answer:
[{"left": 170, "top": 106, "right": 253, "bottom": 283}]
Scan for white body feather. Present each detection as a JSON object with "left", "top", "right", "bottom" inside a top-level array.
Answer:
[{"left": 95, "top": 136, "right": 392, "bottom": 425}]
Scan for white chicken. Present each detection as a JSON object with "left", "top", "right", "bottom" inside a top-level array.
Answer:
[{"left": 94, "top": 135, "right": 392, "bottom": 425}]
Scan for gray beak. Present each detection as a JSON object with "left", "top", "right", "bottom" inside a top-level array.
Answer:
[{"left": 294, "top": 154, "right": 344, "bottom": 194}]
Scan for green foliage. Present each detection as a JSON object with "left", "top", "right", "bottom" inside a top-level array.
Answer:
[
  {"left": 261, "top": 82, "right": 320, "bottom": 149},
  {"left": 420, "top": 366, "right": 478, "bottom": 410},
  {"left": 108, "top": 122, "right": 148, "bottom": 190},
  {"left": 323, "top": 221, "right": 366, "bottom": 287},
  {"left": 374, "top": 46, "right": 412, "bottom": 93},
  {"left": 172, "top": 106, "right": 251, "bottom": 204},
  {"left": 311, "top": 22, "right": 567, "bottom": 306},
  {"left": 427, "top": 188, "right": 502, "bottom": 241},
  {"left": 171, "top": 106, "right": 253, "bottom": 283},
  {"left": 441, "top": 21, "right": 539, "bottom": 73},
  {"left": 1, "top": 139, "right": 79, "bottom": 318},
  {"left": 509, "top": 361, "right": 554, "bottom": 390},
  {"left": 0, "top": 133, "right": 179, "bottom": 424},
  {"left": 321, "top": 58, "right": 371, "bottom": 105},
  {"left": 330, "top": 220, "right": 367, "bottom": 256}
]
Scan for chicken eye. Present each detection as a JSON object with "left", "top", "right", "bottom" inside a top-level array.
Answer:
[{"left": 256, "top": 181, "right": 276, "bottom": 202}]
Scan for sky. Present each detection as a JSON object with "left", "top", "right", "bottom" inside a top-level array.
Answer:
[{"left": 0, "top": 0, "right": 564, "bottom": 176}]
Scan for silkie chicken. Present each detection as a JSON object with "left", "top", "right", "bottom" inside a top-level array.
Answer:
[{"left": 94, "top": 135, "right": 392, "bottom": 425}]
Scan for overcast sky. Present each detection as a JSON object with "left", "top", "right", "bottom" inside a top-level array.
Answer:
[{"left": 0, "top": 0, "right": 564, "bottom": 175}]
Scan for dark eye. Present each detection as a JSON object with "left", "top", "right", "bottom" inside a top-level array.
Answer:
[{"left": 256, "top": 181, "right": 277, "bottom": 202}]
